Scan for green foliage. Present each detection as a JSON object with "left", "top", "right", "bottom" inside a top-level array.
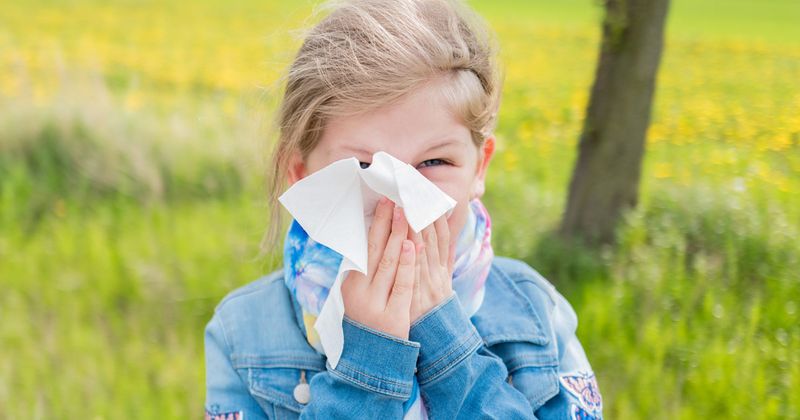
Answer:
[
  {"left": 1, "top": 0, "right": 798, "bottom": 418},
  {"left": 556, "top": 185, "right": 799, "bottom": 418}
]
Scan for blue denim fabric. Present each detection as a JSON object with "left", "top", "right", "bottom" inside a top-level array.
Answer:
[{"left": 204, "top": 256, "right": 603, "bottom": 419}]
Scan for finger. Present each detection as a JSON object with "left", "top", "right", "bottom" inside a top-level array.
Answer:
[
  {"left": 423, "top": 224, "right": 442, "bottom": 271},
  {"left": 366, "top": 197, "right": 394, "bottom": 279},
  {"left": 386, "top": 240, "right": 415, "bottom": 313},
  {"left": 342, "top": 271, "right": 368, "bottom": 317},
  {"left": 371, "top": 206, "right": 409, "bottom": 297},
  {"left": 448, "top": 241, "right": 456, "bottom": 276},
  {"left": 413, "top": 245, "right": 422, "bottom": 312},
  {"left": 417, "top": 236, "right": 432, "bottom": 298},
  {"left": 408, "top": 229, "right": 424, "bottom": 253},
  {"left": 433, "top": 216, "right": 450, "bottom": 267},
  {"left": 409, "top": 229, "right": 425, "bottom": 293}
]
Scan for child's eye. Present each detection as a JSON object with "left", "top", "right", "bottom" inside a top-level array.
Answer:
[
  {"left": 361, "top": 159, "right": 447, "bottom": 169},
  {"left": 418, "top": 158, "right": 448, "bottom": 168}
]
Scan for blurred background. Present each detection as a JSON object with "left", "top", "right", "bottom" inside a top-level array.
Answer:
[{"left": 1, "top": 0, "right": 798, "bottom": 418}]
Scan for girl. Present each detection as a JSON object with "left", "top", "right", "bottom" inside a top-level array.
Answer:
[{"left": 204, "top": 0, "right": 602, "bottom": 419}]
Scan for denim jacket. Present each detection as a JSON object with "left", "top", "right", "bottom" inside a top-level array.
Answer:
[{"left": 204, "top": 256, "right": 603, "bottom": 419}]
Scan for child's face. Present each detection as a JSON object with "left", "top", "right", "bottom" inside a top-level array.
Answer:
[{"left": 288, "top": 81, "right": 495, "bottom": 245}]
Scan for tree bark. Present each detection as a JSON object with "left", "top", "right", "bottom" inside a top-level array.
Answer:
[{"left": 559, "top": 0, "right": 670, "bottom": 245}]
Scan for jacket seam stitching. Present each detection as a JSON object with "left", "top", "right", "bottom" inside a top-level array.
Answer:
[
  {"left": 328, "top": 364, "right": 410, "bottom": 399},
  {"left": 417, "top": 331, "right": 482, "bottom": 385},
  {"left": 231, "top": 360, "right": 326, "bottom": 370},
  {"left": 216, "top": 312, "right": 235, "bottom": 356},
  {"left": 336, "top": 359, "right": 413, "bottom": 388},
  {"left": 483, "top": 333, "right": 549, "bottom": 346},
  {"left": 508, "top": 274, "right": 557, "bottom": 307},
  {"left": 524, "top": 366, "right": 560, "bottom": 409},
  {"left": 507, "top": 360, "right": 559, "bottom": 372},
  {"left": 343, "top": 316, "right": 421, "bottom": 348},
  {"left": 418, "top": 329, "right": 475, "bottom": 375},
  {"left": 247, "top": 371, "right": 305, "bottom": 413}
]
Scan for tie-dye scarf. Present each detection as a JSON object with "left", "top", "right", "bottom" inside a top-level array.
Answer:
[{"left": 284, "top": 199, "right": 494, "bottom": 419}]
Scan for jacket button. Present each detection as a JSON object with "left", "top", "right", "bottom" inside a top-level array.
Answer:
[{"left": 294, "top": 370, "right": 311, "bottom": 404}]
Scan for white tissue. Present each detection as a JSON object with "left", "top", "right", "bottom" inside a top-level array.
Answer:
[{"left": 278, "top": 151, "right": 457, "bottom": 369}]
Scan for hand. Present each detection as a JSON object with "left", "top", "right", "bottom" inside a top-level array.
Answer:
[
  {"left": 341, "top": 197, "right": 417, "bottom": 340},
  {"left": 409, "top": 215, "right": 456, "bottom": 324}
]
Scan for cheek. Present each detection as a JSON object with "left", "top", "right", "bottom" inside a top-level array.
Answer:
[
  {"left": 445, "top": 202, "right": 469, "bottom": 243},
  {"left": 430, "top": 176, "right": 474, "bottom": 241},
  {"left": 435, "top": 180, "right": 471, "bottom": 207}
]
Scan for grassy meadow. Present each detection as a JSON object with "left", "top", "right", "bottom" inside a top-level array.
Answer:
[{"left": 1, "top": 0, "right": 799, "bottom": 418}]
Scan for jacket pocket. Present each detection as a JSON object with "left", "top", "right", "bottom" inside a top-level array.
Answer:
[
  {"left": 234, "top": 354, "right": 326, "bottom": 418},
  {"left": 487, "top": 340, "right": 559, "bottom": 412},
  {"left": 507, "top": 364, "right": 559, "bottom": 411}
]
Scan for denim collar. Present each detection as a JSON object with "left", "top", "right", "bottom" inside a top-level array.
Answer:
[
  {"left": 288, "top": 258, "right": 549, "bottom": 349},
  {"left": 470, "top": 261, "right": 550, "bottom": 346}
]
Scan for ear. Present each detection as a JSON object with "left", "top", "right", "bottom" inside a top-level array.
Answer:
[
  {"left": 286, "top": 151, "right": 308, "bottom": 186},
  {"left": 471, "top": 136, "right": 495, "bottom": 200}
]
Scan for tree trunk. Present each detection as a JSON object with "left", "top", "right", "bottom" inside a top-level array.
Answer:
[{"left": 559, "top": 0, "right": 670, "bottom": 245}]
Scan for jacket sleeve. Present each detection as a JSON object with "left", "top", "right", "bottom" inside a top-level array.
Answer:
[
  {"left": 409, "top": 294, "right": 537, "bottom": 419},
  {"left": 298, "top": 315, "right": 421, "bottom": 419},
  {"left": 204, "top": 310, "right": 421, "bottom": 420}
]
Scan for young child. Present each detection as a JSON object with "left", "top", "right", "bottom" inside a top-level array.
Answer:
[{"left": 204, "top": 0, "right": 602, "bottom": 419}]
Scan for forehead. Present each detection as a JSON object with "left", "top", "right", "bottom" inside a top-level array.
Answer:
[{"left": 317, "top": 85, "right": 472, "bottom": 158}]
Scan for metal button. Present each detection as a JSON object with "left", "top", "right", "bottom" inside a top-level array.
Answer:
[{"left": 293, "top": 370, "right": 311, "bottom": 404}]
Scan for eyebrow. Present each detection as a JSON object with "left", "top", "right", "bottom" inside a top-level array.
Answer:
[{"left": 340, "top": 138, "right": 462, "bottom": 156}]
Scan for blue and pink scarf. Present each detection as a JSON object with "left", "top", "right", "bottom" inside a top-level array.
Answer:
[{"left": 284, "top": 199, "right": 494, "bottom": 419}]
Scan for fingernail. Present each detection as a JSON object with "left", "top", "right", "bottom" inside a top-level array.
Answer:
[{"left": 393, "top": 207, "right": 401, "bottom": 221}]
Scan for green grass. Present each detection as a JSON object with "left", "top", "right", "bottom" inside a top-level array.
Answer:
[
  {"left": 1, "top": 0, "right": 799, "bottom": 418},
  {"left": 1, "top": 197, "right": 273, "bottom": 417}
]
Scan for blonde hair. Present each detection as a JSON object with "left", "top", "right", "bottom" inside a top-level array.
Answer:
[{"left": 263, "top": 0, "right": 502, "bottom": 253}]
